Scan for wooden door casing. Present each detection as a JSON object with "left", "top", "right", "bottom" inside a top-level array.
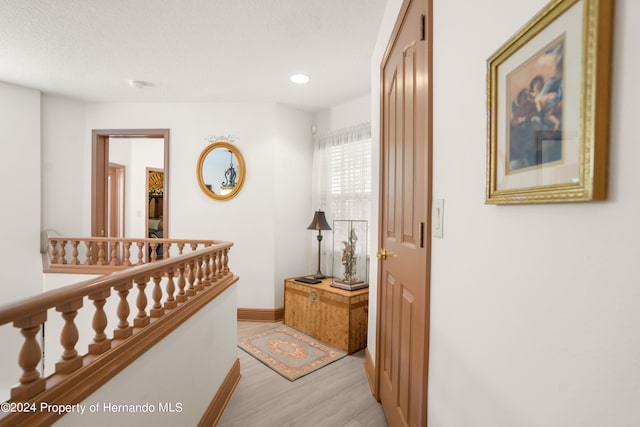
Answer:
[
  {"left": 91, "top": 129, "right": 170, "bottom": 239},
  {"left": 377, "top": 0, "right": 432, "bottom": 426}
]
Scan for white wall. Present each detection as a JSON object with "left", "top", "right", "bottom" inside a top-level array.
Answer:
[
  {"left": 371, "top": 0, "right": 640, "bottom": 426},
  {"left": 40, "top": 98, "right": 313, "bottom": 309},
  {"left": 54, "top": 284, "right": 237, "bottom": 427},
  {"left": 314, "top": 95, "right": 372, "bottom": 134},
  {"left": 274, "top": 104, "right": 314, "bottom": 305},
  {"left": 0, "top": 82, "right": 42, "bottom": 401},
  {"left": 0, "top": 82, "right": 42, "bottom": 301},
  {"left": 41, "top": 95, "right": 88, "bottom": 238}
]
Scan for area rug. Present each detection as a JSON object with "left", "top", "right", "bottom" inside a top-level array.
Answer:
[{"left": 238, "top": 325, "right": 347, "bottom": 381}]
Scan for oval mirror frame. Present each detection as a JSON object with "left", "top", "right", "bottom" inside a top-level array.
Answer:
[{"left": 197, "top": 141, "right": 246, "bottom": 200}]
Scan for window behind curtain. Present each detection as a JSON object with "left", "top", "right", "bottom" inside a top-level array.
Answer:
[{"left": 312, "top": 122, "right": 372, "bottom": 275}]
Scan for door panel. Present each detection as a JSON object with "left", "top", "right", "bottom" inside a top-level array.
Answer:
[
  {"left": 402, "top": 44, "right": 417, "bottom": 246},
  {"left": 386, "top": 72, "right": 398, "bottom": 239},
  {"left": 378, "top": 0, "right": 432, "bottom": 426},
  {"left": 399, "top": 287, "right": 415, "bottom": 419}
]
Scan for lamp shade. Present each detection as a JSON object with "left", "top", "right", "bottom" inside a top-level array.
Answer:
[{"left": 307, "top": 210, "right": 332, "bottom": 231}]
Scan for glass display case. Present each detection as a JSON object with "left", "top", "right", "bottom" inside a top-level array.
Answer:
[{"left": 331, "top": 220, "right": 368, "bottom": 291}]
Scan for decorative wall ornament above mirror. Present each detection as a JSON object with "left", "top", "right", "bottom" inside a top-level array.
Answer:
[{"left": 197, "top": 139, "right": 246, "bottom": 200}]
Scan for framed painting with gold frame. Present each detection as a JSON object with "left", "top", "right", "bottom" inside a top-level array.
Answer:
[{"left": 486, "top": 0, "right": 613, "bottom": 204}]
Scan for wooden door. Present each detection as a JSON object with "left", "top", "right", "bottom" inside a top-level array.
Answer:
[
  {"left": 108, "top": 163, "right": 125, "bottom": 238},
  {"left": 377, "top": 0, "right": 432, "bottom": 426}
]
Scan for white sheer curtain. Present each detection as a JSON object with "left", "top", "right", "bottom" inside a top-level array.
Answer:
[{"left": 311, "top": 122, "right": 372, "bottom": 276}]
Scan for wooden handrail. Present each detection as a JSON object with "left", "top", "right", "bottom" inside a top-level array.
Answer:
[
  {"left": 3, "top": 241, "right": 229, "bottom": 325},
  {"left": 1, "top": 240, "right": 235, "bottom": 426}
]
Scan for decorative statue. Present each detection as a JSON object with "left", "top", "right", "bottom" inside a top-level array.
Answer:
[{"left": 341, "top": 226, "right": 358, "bottom": 283}]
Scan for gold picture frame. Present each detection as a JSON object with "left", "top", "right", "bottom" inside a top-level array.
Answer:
[{"left": 486, "top": 0, "right": 613, "bottom": 204}]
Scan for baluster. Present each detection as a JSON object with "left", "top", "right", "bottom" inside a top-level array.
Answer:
[
  {"left": 191, "top": 244, "right": 200, "bottom": 291},
  {"left": 84, "top": 240, "right": 93, "bottom": 265},
  {"left": 150, "top": 272, "right": 164, "bottom": 318},
  {"left": 68, "top": 240, "right": 80, "bottom": 265},
  {"left": 88, "top": 289, "right": 111, "bottom": 355},
  {"left": 213, "top": 251, "right": 222, "bottom": 280},
  {"left": 73, "top": 240, "right": 82, "bottom": 264},
  {"left": 195, "top": 256, "right": 204, "bottom": 292},
  {"left": 113, "top": 280, "right": 133, "bottom": 339},
  {"left": 203, "top": 253, "right": 212, "bottom": 287},
  {"left": 123, "top": 242, "right": 132, "bottom": 266},
  {"left": 69, "top": 240, "right": 80, "bottom": 265},
  {"left": 223, "top": 247, "right": 230, "bottom": 275},
  {"left": 97, "top": 241, "right": 106, "bottom": 265},
  {"left": 136, "top": 241, "right": 144, "bottom": 265},
  {"left": 177, "top": 243, "right": 185, "bottom": 255},
  {"left": 58, "top": 240, "right": 68, "bottom": 264},
  {"left": 110, "top": 241, "right": 119, "bottom": 265},
  {"left": 164, "top": 241, "right": 171, "bottom": 259},
  {"left": 186, "top": 260, "right": 197, "bottom": 297},
  {"left": 150, "top": 242, "right": 158, "bottom": 262},
  {"left": 176, "top": 264, "right": 187, "bottom": 302},
  {"left": 50, "top": 239, "right": 59, "bottom": 264},
  {"left": 164, "top": 267, "right": 177, "bottom": 309},
  {"left": 211, "top": 251, "right": 220, "bottom": 282},
  {"left": 55, "top": 299, "right": 83, "bottom": 374},
  {"left": 134, "top": 276, "right": 150, "bottom": 327},
  {"left": 11, "top": 312, "right": 47, "bottom": 400}
]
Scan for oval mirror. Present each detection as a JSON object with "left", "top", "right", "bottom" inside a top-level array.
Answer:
[{"left": 197, "top": 142, "right": 246, "bottom": 200}]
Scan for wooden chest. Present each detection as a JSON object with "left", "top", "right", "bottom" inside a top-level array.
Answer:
[{"left": 284, "top": 277, "right": 368, "bottom": 354}]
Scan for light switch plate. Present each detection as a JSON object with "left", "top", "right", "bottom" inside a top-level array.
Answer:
[{"left": 433, "top": 198, "right": 444, "bottom": 238}]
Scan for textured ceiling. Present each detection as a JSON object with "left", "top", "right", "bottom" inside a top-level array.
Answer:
[{"left": 0, "top": 0, "right": 387, "bottom": 111}]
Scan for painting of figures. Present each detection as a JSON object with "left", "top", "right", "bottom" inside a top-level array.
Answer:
[{"left": 507, "top": 36, "right": 564, "bottom": 173}]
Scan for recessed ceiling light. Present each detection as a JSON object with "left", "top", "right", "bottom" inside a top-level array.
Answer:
[{"left": 290, "top": 74, "right": 310, "bottom": 84}]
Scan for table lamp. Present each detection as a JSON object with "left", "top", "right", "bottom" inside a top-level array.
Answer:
[{"left": 307, "top": 210, "right": 332, "bottom": 279}]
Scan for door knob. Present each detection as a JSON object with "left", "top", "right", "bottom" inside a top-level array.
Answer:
[{"left": 376, "top": 248, "right": 388, "bottom": 260}]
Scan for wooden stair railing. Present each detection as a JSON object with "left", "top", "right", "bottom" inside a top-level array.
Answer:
[
  {"left": 0, "top": 240, "right": 236, "bottom": 426},
  {"left": 44, "top": 234, "right": 221, "bottom": 274}
]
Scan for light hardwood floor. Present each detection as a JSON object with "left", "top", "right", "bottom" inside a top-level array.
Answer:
[{"left": 217, "top": 321, "right": 388, "bottom": 427}]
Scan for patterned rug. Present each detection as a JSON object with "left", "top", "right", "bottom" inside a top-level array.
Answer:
[{"left": 239, "top": 325, "right": 347, "bottom": 381}]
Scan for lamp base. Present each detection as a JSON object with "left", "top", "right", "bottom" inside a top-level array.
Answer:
[{"left": 312, "top": 274, "right": 327, "bottom": 280}]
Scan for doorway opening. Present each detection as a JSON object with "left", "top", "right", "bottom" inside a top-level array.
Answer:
[
  {"left": 147, "top": 168, "right": 164, "bottom": 260},
  {"left": 92, "top": 129, "right": 170, "bottom": 239}
]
